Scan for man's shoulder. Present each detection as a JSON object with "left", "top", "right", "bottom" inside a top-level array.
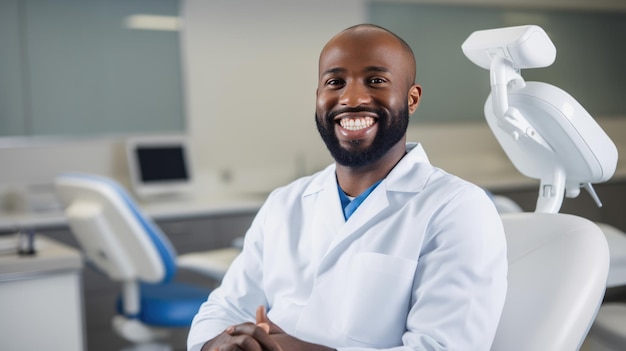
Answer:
[
  {"left": 267, "top": 163, "right": 335, "bottom": 200},
  {"left": 393, "top": 145, "right": 482, "bottom": 197},
  {"left": 427, "top": 166, "right": 488, "bottom": 199}
]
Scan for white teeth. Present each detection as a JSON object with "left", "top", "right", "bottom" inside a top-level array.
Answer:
[{"left": 339, "top": 117, "right": 375, "bottom": 131}]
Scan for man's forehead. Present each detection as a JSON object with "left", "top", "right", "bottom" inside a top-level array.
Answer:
[
  {"left": 318, "top": 26, "right": 416, "bottom": 83},
  {"left": 323, "top": 28, "right": 399, "bottom": 53},
  {"left": 336, "top": 25, "right": 394, "bottom": 41},
  {"left": 319, "top": 37, "right": 407, "bottom": 71}
]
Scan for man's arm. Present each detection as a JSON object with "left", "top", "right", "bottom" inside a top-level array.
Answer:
[{"left": 188, "top": 202, "right": 271, "bottom": 351}]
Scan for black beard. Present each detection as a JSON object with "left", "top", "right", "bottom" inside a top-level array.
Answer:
[{"left": 315, "top": 105, "right": 409, "bottom": 168}]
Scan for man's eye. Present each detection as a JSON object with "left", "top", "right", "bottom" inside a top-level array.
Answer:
[
  {"left": 369, "top": 77, "right": 386, "bottom": 84},
  {"left": 327, "top": 79, "right": 344, "bottom": 86},
  {"left": 325, "top": 79, "right": 345, "bottom": 89}
]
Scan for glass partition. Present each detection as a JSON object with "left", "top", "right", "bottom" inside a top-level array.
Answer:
[
  {"left": 368, "top": 2, "right": 626, "bottom": 123},
  {"left": 0, "top": 0, "right": 184, "bottom": 138}
]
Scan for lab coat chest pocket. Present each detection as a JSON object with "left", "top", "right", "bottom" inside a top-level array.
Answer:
[{"left": 333, "top": 252, "right": 417, "bottom": 346}]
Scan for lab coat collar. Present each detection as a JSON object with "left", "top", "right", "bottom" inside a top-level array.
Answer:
[
  {"left": 384, "top": 142, "right": 433, "bottom": 193},
  {"left": 297, "top": 143, "right": 435, "bottom": 269},
  {"left": 301, "top": 142, "right": 433, "bottom": 198}
]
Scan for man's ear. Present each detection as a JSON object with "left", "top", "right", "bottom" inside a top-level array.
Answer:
[{"left": 408, "top": 84, "right": 422, "bottom": 115}]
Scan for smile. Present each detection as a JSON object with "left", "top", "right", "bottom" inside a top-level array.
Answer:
[{"left": 338, "top": 116, "right": 376, "bottom": 131}]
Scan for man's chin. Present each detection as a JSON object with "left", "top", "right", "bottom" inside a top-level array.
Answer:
[{"left": 332, "top": 148, "right": 379, "bottom": 168}]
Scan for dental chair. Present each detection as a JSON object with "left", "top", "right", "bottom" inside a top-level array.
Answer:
[
  {"left": 462, "top": 25, "right": 618, "bottom": 350},
  {"left": 55, "top": 173, "right": 212, "bottom": 350},
  {"left": 585, "top": 221, "right": 626, "bottom": 351}
]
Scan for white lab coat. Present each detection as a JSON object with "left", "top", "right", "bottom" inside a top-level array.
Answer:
[{"left": 188, "top": 143, "right": 507, "bottom": 351}]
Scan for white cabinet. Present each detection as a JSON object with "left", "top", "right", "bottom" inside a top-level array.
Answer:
[{"left": 0, "top": 236, "right": 85, "bottom": 351}]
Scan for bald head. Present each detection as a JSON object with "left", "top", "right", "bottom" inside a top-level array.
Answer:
[{"left": 320, "top": 24, "right": 417, "bottom": 87}]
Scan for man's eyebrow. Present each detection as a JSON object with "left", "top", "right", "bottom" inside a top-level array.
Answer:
[
  {"left": 321, "top": 66, "right": 390, "bottom": 76},
  {"left": 365, "top": 66, "right": 390, "bottom": 73},
  {"left": 321, "top": 67, "right": 346, "bottom": 76}
]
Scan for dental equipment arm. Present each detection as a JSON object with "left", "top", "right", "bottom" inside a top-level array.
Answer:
[{"left": 462, "top": 25, "right": 618, "bottom": 213}]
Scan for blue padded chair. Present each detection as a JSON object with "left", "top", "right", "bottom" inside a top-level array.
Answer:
[{"left": 54, "top": 173, "right": 210, "bottom": 348}]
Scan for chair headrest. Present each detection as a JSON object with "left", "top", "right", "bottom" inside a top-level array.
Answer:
[{"left": 56, "top": 173, "right": 177, "bottom": 283}]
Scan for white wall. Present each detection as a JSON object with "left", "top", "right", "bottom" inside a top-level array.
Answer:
[
  {"left": 180, "top": 0, "right": 365, "bottom": 193},
  {"left": 1, "top": 0, "right": 625, "bottom": 212},
  {"left": 177, "top": 0, "right": 626, "bottom": 193},
  {"left": 0, "top": 0, "right": 366, "bottom": 207}
]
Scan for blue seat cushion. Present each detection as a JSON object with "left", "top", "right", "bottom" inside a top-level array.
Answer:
[{"left": 118, "top": 282, "right": 210, "bottom": 327}]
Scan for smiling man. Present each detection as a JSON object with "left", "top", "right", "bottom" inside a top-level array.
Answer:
[
  {"left": 315, "top": 24, "right": 420, "bottom": 197},
  {"left": 188, "top": 24, "right": 507, "bottom": 351}
]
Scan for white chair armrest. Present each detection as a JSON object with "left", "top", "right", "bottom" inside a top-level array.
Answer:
[
  {"left": 597, "top": 223, "right": 626, "bottom": 288},
  {"left": 177, "top": 247, "right": 241, "bottom": 281}
]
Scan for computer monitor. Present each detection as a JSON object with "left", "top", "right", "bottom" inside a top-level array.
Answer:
[{"left": 126, "top": 135, "right": 193, "bottom": 198}]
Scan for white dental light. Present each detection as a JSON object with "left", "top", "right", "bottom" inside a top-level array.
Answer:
[{"left": 462, "top": 25, "right": 618, "bottom": 213}]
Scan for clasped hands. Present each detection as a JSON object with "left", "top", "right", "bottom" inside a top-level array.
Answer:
[{"left": 203, "top": 305, "right": 331, "bottom": 351}]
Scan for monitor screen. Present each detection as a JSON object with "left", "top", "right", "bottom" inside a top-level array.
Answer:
[
  {"left": 126, "top": 135, "right": 192, "bottom": 198},
  {"left": 136, "top": 145, "right": 189, "bottom": 183}
]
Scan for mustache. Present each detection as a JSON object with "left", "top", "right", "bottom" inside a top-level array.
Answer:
[{"left": 326, "top": 107, "right": 385, "bottom": 121}]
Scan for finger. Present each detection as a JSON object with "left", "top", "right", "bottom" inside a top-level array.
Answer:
[
  {"left": 255, "top": 305, "right": 285, "bottom": 334},
  {"left": 214, "top": 344, "right": 243, "bottom": 351},
  {"left": 256, "top": 305, "right": 267, "bottom": 325},
  {"left": 215, "top": 346, "right": 242, "bottom": 351},
  {"left": 226, "top": 322, "right": 255, "bottom": 335},
  {"left": 251, "top": 331, "right": 283, "bottom": 351},
  {"left": 255, "top": 306, "right": 275, "bottom": 333},
  {"left": 257, "top": 322, "right": 270, "bottom": 334},
  {"left": 217, "top": 335, "right": 262, "bottom": 351},
  {"left": 228, "top": 323, "right": 268, "bottom": 339},
  {"left": 228, "top": 324, "right": 280, "bottom": 351},
  {"left": 237, "top": 335, "right": 264, "bottom": 351}
]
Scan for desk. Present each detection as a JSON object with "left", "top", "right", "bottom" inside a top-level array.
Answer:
[
  {"left": 0, "top": 235, "right": 85, "bottom": 351},
  {"left": 0, "top": 193, "right": 265, "bottom": 232}
]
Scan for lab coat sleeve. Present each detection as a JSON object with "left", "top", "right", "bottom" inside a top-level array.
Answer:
[
  {"left": 337, "top": 186, "right": 508, "bottom": 351},
  {"left": 186, "top": 201, "right": 270, "bottom": 351}
]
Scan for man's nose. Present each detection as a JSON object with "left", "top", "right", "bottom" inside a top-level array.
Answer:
[{"left": 339, "top": 83, "right": 372, "bottom": 107}]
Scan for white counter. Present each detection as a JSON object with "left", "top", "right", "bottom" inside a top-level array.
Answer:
[{"left": 0, "top": 192, "right": 265, "bottom": 232}]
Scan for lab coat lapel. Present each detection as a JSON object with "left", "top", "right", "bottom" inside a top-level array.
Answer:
[
  {"left": 302, "top": 166, "right": 345, "bottom": 255},
  {"left": 335, "top": 186, "right": 389, "bottom": 242},
  {"left": 320, "top": 182, "right": 389, "bottom": 269},
  {"left": 320, "top": 143, "right": 432, "bottom": 260},
  {"left": 301, "top": 166, "right": 390, "bottom": 271},
  {"left": 306, "top": 143, "right": 433, "bottom": 270}
]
